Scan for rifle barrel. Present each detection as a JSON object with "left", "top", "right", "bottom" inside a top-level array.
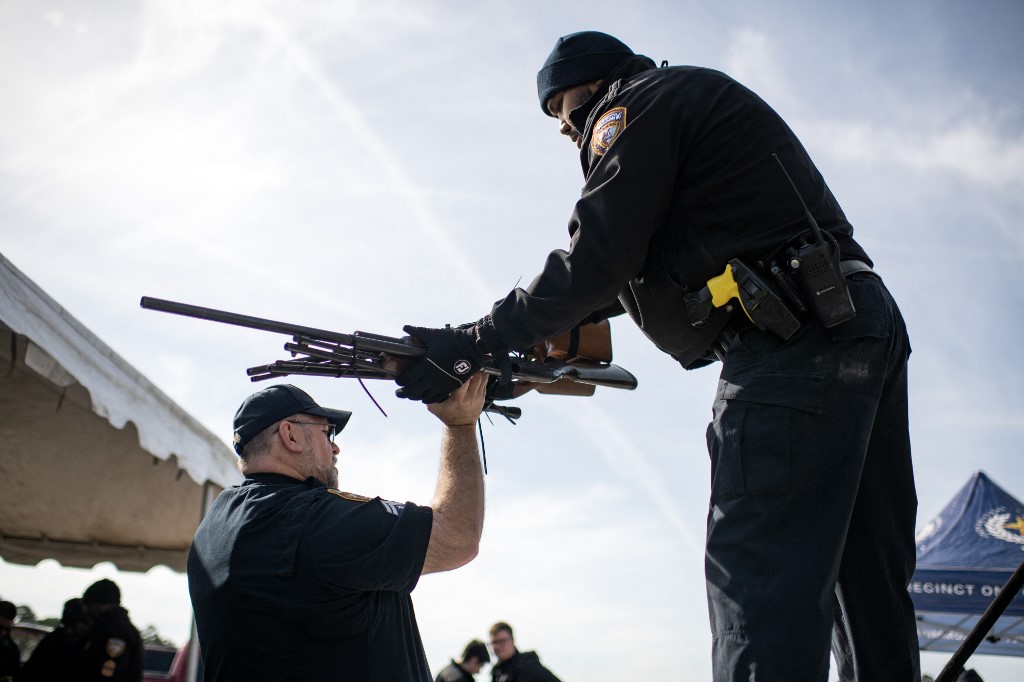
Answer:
[
  {"left": 247, "top": 361, "right": 395, "bottom": 381},
  {"left": 140, "top": 297, "right": 424, "bottom": 358},
  {"left": 283, "top": 342, "right": 395, "bottom": 374}
]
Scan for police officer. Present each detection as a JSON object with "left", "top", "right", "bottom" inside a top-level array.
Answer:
[
  {"left": 78, "top": 579, "right": 143, "bottom": 681},
  {"left": 188, "top": 377, "right": 487, "bottom": 681},
  {"left": 395, "top": 31, "right": 918, "bottom": 682}
]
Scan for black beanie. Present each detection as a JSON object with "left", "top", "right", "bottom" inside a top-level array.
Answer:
[
  {"left": 536, "top": 31, "right": 635, "bottom": 115},
  {"left": 83, "top": 578, "right": 121, "bottom": 605}
]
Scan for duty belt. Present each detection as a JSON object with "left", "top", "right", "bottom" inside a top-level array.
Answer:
[
  {"left": 708, "top": 258, "right": 877, "bottom": 361},
  {"left": 840, "top": 259, "right": 875, "bottom": 278}
]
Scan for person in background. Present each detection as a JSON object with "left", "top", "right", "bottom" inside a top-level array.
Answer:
[
  {"left": 0, "top": 601, "right": 20, "bottom": 682},
  {"left": 78, "top": 579, "right": 143, "bottom": 681},
  {"left": 17, "top": 597, "right": 92, "bottom": 681},
  {"left": 435, "top": 638, "right": 491, "bottom": 681},
  {"left": 488, "top": 622, "right": 561, "bottom": 682}
]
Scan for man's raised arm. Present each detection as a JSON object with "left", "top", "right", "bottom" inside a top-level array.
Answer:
[{"left": 421, "top": 372, "right": 487, "bottom": 574}]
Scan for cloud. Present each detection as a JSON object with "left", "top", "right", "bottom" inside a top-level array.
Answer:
[
  {"left": 413, "top": 478, "right": 709, "bottom": 680},
  {"left": 42, "top": 10, "right": 64, "bottom": 28},
  {"left": 1, "top": 1, "right": 494, "bottom": 302},
  {"left": 558, "top": 401, "right": 703, "bottom": 551},
  {"left": 720, "top": 26, "right": 1024, "bottom": 195},
  {"left": 723, "top": 27, "right": 795, "bottom": 109},
  {"left": 805, "top": 118, "right": 1024, "bottom": 190}
]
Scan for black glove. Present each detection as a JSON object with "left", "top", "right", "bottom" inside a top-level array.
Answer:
[{"left": 395, "top": 325, "right": 487, "bottom": 404}]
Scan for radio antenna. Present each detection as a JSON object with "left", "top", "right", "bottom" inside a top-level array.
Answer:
[{"left": 772, "top": 152, "right": 826, "bottom": 246}]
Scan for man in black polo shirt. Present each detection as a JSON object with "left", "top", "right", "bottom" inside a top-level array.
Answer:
[{"left": 188, "top": 375, "right": 487, "bottom": 681}]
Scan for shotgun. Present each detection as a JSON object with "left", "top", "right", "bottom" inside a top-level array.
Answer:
[{"left": 140, "top": 296, "right": 638, "bottom": 420}]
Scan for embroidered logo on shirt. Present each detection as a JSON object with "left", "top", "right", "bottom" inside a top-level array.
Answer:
[
  {"left": 380, "top": 499, "right": 405, "bottom": 516},
  {"left": 591, "top": 106, "right": 627, "bottom": 156},
  {"left": 329, "top": 489, "right": 371, "bottom": 502}
]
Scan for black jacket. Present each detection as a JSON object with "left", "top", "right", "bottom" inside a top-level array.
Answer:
[
  {"left": 490, "top": 651, "right": 561, "bottom": 682},
  {"left": 79, "top": 607, "right": 143, "bottom": 681},
  {"left": 16, "top": 625, "right": 88, "bottom": 681},
  {"left": 435, "top": 660, "right": 474, "bottom": 682},
  {"left": 482, "top": 55, "right": 868, "bottom": 367},
  {"left": 0, "top": 635, "right": 19, "bottom": 681}
]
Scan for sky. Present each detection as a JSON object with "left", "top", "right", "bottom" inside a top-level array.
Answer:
[{"left": 1, "top": 0, "right": 1022, "bottom": 679}]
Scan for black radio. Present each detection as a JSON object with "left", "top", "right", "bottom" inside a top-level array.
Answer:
[{"left": 772, "top": 154, "right": 856, "bottom": 328}]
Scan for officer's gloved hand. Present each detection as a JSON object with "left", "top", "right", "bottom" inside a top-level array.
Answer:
[{"left": 395, "top": 325, "right": 487, "bottom": 404}]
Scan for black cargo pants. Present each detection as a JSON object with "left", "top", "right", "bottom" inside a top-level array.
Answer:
[{"left": 705, "top": 274, "right": 920, "bottom": 681}]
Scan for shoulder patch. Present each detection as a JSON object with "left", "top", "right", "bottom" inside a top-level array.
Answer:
[
  {"left": 105, "top": 637, "right": 126, "bottom": 658},
  {"left": 379, "top": 499, "right": 405, "bottom": 516},
  {"left": 591, "top": 106, "right": 627, "bottom": 156},
  {"left": 329, "top": 489, "right": 372, "bottom": 502}
]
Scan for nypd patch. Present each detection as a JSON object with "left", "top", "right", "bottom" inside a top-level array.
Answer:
[{"left": 591, "top": 106, "right": 627, "bottom": 156}]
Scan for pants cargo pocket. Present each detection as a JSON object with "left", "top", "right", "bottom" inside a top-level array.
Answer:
[{"left": 708, "top": 372, "right": 823, "bottom": 498}]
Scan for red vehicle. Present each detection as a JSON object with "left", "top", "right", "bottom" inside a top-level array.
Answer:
[
  {"left": 144, "top": 641, "right": 203, "bottom": 682},
  {"left": 143, "top": 643, "right": 179, "bottom": 681}
]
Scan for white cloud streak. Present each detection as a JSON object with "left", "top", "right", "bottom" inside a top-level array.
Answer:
[{"left": 554, "top": 401, "right": 704, "bottom": 552}]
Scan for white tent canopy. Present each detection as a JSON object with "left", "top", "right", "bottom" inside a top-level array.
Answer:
[{"left": 0, "top": 252, "right": 240, "bottom": 572}]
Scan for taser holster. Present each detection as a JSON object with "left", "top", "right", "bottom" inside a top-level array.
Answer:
[{"left": 684, "top": 259, "right": 801, "bottom": 340}]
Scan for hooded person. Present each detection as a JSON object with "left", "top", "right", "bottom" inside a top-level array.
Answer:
[
  {"left": 78, "top": 579, "right": 143, "bottom": 681},
  {"left": 18, "top": 597, "right": 94, "bottom": 681}
]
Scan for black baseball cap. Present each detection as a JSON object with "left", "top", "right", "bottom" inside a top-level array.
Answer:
[{"left": 232, "top": 384, "right": 352, "bottom": 455}]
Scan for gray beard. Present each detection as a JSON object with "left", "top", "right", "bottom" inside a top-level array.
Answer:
[{"left": 303, "top": 446, "right": 338, "bottom": 488}]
